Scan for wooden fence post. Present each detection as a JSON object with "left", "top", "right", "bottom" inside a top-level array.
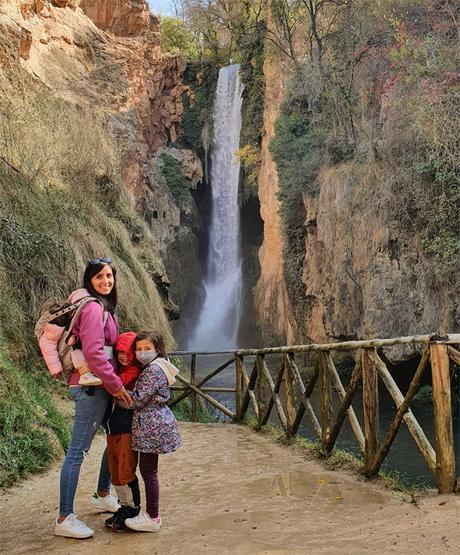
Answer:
[
  {"left": 284, "top": 354, "right": 296, "bottom": 438},
  {"left": 235, "top": 354, "right": 244, "bottom": 421},
  {"left": 319, "top": 352, "right": 333, "bottom": 454},
  {"left": 430, "top": 343, "right": 455, "bottom": 493},
  {"left": 191, "top": 354, "right": 197, "bottom": 422},
  {"left": 257, "top": 354, "right": 267, "bottom": 427},
  {"left": 361, "top": 348, "right": 379, "bottom": 477}
]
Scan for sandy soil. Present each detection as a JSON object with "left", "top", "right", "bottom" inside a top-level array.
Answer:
[{"left": 2, "top": 422, "right": 460, "bottom": 554}]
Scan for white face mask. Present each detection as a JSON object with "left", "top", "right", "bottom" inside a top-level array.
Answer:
[{"left": 135, "top": 350, "right": 158, "bottom": 366}]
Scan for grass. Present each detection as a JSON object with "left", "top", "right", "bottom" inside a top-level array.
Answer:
[
  {"left": 0, "top": 71, "right": 177, "bottom": 487},
  {"left": 0, "top": 340, "right": 71, "bottom": 487},
  {"left": 170, "top": 392, "right": 214, "bottom": 423}
]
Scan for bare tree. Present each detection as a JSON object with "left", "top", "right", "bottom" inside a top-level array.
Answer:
[
  {"left": 171, "top": 0, "right": 186, "bottom": 19},
  {"left": 265, "top": 0, "right": 305, "bottom": 65},
  {"left": 299, "top": 0, "right": 353, "bottom": 68}
]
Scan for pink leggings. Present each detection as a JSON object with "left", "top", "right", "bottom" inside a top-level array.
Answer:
[{"left": 139, "top": 453, "right": 159, "bottom": 518}]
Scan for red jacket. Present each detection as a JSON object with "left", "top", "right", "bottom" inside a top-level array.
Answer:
[
  {"left": 107, "top": 332, "right": 140, "bottom": 435},
  {"left": 115, "top": 332, "right": 140, "bottom": 391}
]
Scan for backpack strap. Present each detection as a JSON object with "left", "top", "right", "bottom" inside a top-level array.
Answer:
[
  {"left": 65, "top": 296, "right": 104, "bottom": 341},
  {"left": 49, "top": 300, "right": 84, "bottom": 321}
]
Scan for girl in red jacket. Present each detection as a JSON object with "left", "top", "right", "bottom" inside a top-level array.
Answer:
[{"left": 104, "top": 332, "right": 141, "bottom": 531}]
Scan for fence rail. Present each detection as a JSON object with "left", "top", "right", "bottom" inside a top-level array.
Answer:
[{"left": 170, "top": 333, "right": 460, "bottom": 494}]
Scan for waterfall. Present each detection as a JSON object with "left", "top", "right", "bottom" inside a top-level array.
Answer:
[{"left": 188, "top": 64, "right": 244, "bottom": 351}]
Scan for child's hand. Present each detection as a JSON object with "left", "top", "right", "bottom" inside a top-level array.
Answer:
[{"left": 113, "top": 386, "right": 133, "bottom": 407}]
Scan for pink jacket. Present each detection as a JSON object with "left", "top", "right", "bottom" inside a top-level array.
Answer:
[{"left": 70, "top": 291, "right": 122, "bottom": 395}]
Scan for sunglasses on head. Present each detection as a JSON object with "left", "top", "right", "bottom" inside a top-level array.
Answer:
[{"left": 88, "top": 257, "right": 112, "bottom": 265}]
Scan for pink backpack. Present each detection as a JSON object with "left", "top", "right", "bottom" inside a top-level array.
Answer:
[{"left": 34, "top": 290, "right": 103, "bottom": 381}]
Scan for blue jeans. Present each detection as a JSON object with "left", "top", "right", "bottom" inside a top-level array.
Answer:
[{"left": 59, "top": 386, "right": 111, "bottom": 516}]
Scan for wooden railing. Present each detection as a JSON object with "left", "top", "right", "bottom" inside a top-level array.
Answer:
[{"left": 170, "top": 333, "right": 460, "bottom": 494}]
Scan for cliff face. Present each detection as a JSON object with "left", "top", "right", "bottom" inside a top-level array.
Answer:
[
  {"left": 253, "top": 0, "right": 460, "bottom": 358},
  {"left": 254, "top": 52, "right": 297, "bottom": 344},
  {"left": 255, "top": 54, "right": 459, "bottom": 360},
  {"left": 1, "top": 0, "right": 202, "bottom": 301},
  {"left": 301, "top": 161, "right": 460, "bottom": 360},
  {"left": 79, "top": 0, "right": 151, "bottom": 37},
  {"left": 0, "top": 0, "right": 201, "bottom": 482}
]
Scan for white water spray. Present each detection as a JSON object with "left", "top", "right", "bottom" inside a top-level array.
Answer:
[{"left": 188, "top": 65, "right": 244, "bottom": 350}]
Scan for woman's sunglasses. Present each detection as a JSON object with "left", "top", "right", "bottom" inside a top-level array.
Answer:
[{"left": 88, "top": 257, "right": 112, "bottom": 265}]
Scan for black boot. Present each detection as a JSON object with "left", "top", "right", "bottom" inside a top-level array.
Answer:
[
  {"left": 105, "top": 507, "right": 123, "bottom": 528},
  {"left": 111, "top": 506, "right": 140, "bottom": 531}
]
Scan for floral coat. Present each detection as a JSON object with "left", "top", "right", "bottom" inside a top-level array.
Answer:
[{"left": 130, "top": 361, "right": 182, "bottom": 454}]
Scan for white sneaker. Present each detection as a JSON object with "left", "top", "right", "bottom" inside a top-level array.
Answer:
[
  {"left": 90, "top": 492, "right": 120, "bottom": 513},
  {"left": 125, "top": 511, "right": 161, "bottom": 532},
  {"left": 78, "top": 372, "right": 102, "bottom": 386},
  {"left": 54, "top": 514, "right": 94, "bottom": 539}
]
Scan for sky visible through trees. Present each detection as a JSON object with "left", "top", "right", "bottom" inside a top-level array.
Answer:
[{"left": 148, "top": 0, "right": 174, "bottom": 16}]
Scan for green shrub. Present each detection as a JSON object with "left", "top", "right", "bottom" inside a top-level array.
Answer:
[
  {"left": 0, "top": 340, "right": 70, "bottom": 487},
  {"left": 160, "top": 154, "right": 192, "bottom": 210},
  {"left": 181, "top": 62, "right": 218, "bottom": 160},
  {"left": 236, "top": 144, "right": 261, "bottom": 193},
  {"left": 169, "top": 356, "right": 213, "bottom": 423},
  {"left": 160, "top": 17, "right": 199, "bottom": 59},
  {"left": 237, "top": 21, "right": 266, "bottom": 202}
]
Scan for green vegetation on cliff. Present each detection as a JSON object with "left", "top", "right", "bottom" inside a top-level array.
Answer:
[
  {"left": 270, "top": 75, "right": 323, "bottom": 324},
  {"left": 181, "top": 61, "right": 218, "bottom": 165},
  {"left": 160, "top": 153, "right": 192, "bottom": 210},
  {"left": 237, "top": 21, "right": 266, "bottom": 202},
  {"left": 266, "top": 0, "right": 460, "bottom": 334}
]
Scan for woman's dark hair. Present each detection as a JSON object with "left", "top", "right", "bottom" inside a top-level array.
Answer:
[
  {"left": 135, "top": 330, "right": 166, "bottom": 358},
  {"left": 83, "top": 261, "right": 118, "bottom": 313}
]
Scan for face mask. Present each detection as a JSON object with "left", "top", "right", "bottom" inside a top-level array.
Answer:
[{"left": 135, "top": 350, "right": 158, "bottom": 366}]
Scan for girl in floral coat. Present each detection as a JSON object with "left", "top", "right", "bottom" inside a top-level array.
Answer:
[{"left": 123, "top": 329, "right": 182, "bottom": 533}]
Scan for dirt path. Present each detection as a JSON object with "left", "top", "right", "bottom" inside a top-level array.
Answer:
[{"left": 2, "top": 422, "right": 460, "bottom": 554}]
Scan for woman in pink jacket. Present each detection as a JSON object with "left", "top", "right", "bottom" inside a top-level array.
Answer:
[{"left": 54, "top": 258, "right": 132, "bottom": 540}]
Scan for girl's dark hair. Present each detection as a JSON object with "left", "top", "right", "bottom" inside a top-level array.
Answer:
[
  {"left": 83, "top": 261, "right": 118, "bottom": 314},
  {"left": 135, "top": 330, "right": 166, "bottom": 358}
]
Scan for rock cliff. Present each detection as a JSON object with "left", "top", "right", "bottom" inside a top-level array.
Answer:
[
  {"left": 0, "top": 0, "right": 208, "bottom": 482},
  {"left": 79, "top": 0, "right": 151, "bottom": 37},
  {"left": 255, "top": 29, "right": 459, "bottom": 359},
  {"left": 300, "top": 158, "right": 460, "bottom": 362},
  {"left": 254, "top": 52, "right": 297, "bottom": 345},
  {"left": 1, "top": 0, "right": 203, "bottom": 313}
]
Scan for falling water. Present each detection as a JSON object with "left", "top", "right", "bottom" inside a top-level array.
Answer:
[{"left": 188, "top": 65, "right": 244, "bottom": 351}]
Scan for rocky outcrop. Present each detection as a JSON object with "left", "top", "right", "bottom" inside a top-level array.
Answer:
[
  {"left": 79, "top": 0, "right": 151, "bottom": 37},
  {"left": 301, "top": 163, "right": 460, "bottom": 361}
]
